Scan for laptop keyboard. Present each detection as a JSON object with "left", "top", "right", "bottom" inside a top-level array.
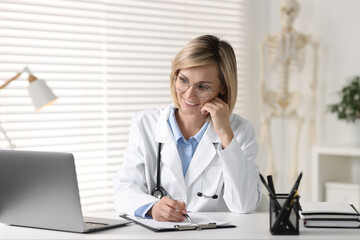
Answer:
[{"left": 84, "top": 221, "right": 109, "bottom": 231}]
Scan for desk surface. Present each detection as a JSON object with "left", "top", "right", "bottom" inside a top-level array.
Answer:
[{"left": 1, "top": 212, "right": 359, "bottom": 239}]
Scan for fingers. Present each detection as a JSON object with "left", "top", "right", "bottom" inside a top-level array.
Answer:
[
  {"left": 201, "top": 97, "right": 229, "bottom": 115},
  {"left": 210, "top": 97, "right": 229, "bottom": 108},
  {"left": 162, "top": 196, "right": 187, "bottom": 214},
  {"left": 151, "top": 197, "right": 187, "bottom": 222},
  {"left": 159, "top": 205, "right": 185, "bottom": 222},
  {"left": 201, "top": 97, "right": 224, "bottom": 114},
  {"left": 200, "top": 97, "right": 233, "bottom": 148}
]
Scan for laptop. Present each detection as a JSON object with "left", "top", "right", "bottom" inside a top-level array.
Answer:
[{"left": 0, "top": 150, "right": 130, "bottom": 233}]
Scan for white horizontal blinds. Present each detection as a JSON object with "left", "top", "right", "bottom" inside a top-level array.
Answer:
[
  {"left": 0, "top": 0, "right": 250, "bottom": 211},
  {"left": 0, "top": 0, "right": 111, "bottom": 211}
]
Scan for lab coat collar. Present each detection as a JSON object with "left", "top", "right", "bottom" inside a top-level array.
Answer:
[
  {"left": 156, "top": 105, "right": 221, "bottom": 144},
  {"left": 155, "top": 105, "right": 173, "bottom": 143},
  {"left": 205, "top": 120, "right": 221, "bottom": 143},
  {"left": 184, "top": 122, "right": 220, "bottom": 188},
  {"left": 155, "top": 105, "right": 186, "bottom": 197},
  {"left": 154, "top": 105, "right": 222, "bottom": 193}
]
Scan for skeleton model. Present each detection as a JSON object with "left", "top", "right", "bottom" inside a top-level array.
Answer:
[{"left": 259, "top": 0, "right": 317, "bottom": 183}]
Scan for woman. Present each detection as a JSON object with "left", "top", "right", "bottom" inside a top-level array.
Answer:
[{"left": 114, "top": 35, "right": 261, "bottom": 222}]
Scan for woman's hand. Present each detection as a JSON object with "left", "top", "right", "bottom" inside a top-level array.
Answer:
[
  {"left": 147, "top": 196, "right": 187, "bottom": 222},
  {"left": 201, "top": 97, "right": 234, "bottom": 148}
]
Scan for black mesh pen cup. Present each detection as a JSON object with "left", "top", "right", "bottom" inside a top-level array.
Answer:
[{"left": 269, "top": 193, "right": 300, "bottom": 235}]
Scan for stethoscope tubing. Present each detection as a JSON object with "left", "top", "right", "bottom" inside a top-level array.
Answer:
[
  {"left": 156, "top": 142, "right": 162, "bottom": 190},
  {"left": 153, "top": 142, "right": 218, "bottom": 199}
]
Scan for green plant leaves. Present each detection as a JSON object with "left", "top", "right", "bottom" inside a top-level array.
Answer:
[{"left": 327, "top": 76, "right": 360, "bottom": 123}]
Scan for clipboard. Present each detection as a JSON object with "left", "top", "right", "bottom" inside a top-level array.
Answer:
[{"left": 119, "top": 213, "right": 236, "bottom": 232}]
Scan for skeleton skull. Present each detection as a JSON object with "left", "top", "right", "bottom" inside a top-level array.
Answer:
[{"left": 280, "top": 0, "right": 300, "bottom": 29}]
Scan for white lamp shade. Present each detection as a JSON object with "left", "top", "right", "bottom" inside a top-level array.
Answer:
[{"left": 27, "top": 79, "right": 58, "bottom": 111}]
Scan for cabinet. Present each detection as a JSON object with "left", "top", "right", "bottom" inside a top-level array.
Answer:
[
  {"left": 312, "top": 146, "right": 360, "bottom": 205},
  {"left": 325, "top": 182, "right": 360, "bottom": 208}
]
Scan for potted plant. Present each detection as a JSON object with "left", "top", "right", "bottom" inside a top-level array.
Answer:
[{"left": 327, "top": 76, "right": 360, "bottom": 123}]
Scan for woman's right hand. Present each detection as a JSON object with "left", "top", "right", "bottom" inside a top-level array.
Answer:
[{"left": 147, "top": 196, "right": 187, "bottom": 222}]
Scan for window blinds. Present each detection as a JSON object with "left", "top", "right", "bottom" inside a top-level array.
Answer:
[{"left": 0, "top": 0, "right": 250, "bottom": 211}]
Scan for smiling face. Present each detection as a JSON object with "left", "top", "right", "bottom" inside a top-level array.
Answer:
[{"left": 175, "top": 63, "right": 224, "bottom": 118}]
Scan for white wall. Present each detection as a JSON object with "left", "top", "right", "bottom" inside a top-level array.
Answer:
[
  {"left": 246, "top": 0, "right": 271, "bottom": 176},
  {"left": 249, "top": 0, "right": 360, "bottom": 201},
  {"left": 296, "top": 0, "right": 360, "bottom": 147}
]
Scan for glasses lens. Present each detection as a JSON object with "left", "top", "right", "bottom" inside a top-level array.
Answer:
[
  {"left": 175, "top": 76, "right": 215, "bottom": 100},
  {"left": 175, "top": 76, "right": 189, "bottom": 92},
  {"left": 195, "top": 88, "right": 213, "bottom": 100}
]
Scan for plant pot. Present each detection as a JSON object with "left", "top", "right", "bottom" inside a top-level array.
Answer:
[{"left": 349, "top": 120, "right": 360, "bottom": 147}]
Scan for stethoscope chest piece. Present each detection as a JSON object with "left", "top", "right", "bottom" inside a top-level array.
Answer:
[
  {"left": 152, "top": 142, "right": 218, "bottom": 200},
  {"left": 151, "top": 187, "right": 167, "bottom": 199}
]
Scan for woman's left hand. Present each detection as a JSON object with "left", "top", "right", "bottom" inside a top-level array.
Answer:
[{"left": 201, "top": 97, "right": 234, "bottom": 148}]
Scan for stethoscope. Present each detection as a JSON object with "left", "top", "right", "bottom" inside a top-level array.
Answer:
[{"left": 151, "top": 142, "right": 218, "bottom": 199}]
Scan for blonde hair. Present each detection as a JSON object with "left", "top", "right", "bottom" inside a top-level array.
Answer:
[{"left": 170, "top": 35, "right": 238, "bottom": 113}]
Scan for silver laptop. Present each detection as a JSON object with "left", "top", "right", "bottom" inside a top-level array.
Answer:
[{"left": 0, "top": 150, "right": 130, "bottom": 233}]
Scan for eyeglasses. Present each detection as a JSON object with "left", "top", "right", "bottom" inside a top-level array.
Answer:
[{"left": 174, "top": 75, "right": 223, "bottom": 100}]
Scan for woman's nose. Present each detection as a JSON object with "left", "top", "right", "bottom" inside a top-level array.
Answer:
[{"left": 183, "top": 85, "right": 197, "bottom": 98}]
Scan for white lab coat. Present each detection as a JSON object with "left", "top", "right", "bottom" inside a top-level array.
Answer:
[{"left": 114, "top": 105, "right": 261, "bottom": 215}]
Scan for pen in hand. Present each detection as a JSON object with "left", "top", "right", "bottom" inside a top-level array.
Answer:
[
  {"left": 183, "top": 213, "right": 193, "bottom": 223},
  {"left": 166, "top": 194, "right": 194, "bottom": 223}
]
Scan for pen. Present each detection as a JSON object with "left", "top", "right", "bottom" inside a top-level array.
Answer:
[
  {"left": 267, "top": 175, "right": 276, "bottom": 195},
  {"left": 259, "top": 173, "right": 296, "bottom": 231},
  {"left": 166, "top": 194, "right": 194, "bottom": 223},
  {"left": 271, "top": 172, "right": 303, "bottom": 232},
  {"left": 259, "top": 173, "right": 281, "bottom": 211},
  {"left": 183, "top": 213, "right": 193, "bottom": 223}
]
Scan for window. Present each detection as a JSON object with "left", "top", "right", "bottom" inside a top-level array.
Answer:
[{"left": 0, "top": 0, "right": 250, "bottom": 211}]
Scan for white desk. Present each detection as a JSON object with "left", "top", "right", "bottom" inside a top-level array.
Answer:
[{"left": 1, "top": 212, "right": 359, "bottom": 239}]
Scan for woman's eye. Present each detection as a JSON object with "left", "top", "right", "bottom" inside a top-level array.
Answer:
[
  {"left": 198, "top": 85, "right": 211, "bottom": 91},
  {"left": 179, "top": 77, "right": 188, "bottom": 83}
]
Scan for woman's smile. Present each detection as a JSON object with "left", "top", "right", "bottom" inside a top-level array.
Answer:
[{"left": 183, "top": 98, "right": 199, "bottom": 107}]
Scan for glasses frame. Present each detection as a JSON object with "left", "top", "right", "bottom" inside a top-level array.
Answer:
[{"left": 173, "top": 75, "right": 223, "bottom": 100}]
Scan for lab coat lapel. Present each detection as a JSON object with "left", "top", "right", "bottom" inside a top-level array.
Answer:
[
  {"left": 160, "top": 141, "right": 186, "bottom": 193},
  {"left": 155, "top": 106, "right": 186, "bottom": 194},
  {"left": 185, "top": 122, "right": 220, "bottom": 188}
]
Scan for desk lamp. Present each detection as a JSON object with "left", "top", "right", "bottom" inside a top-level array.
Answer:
[{"left": 0, "top": 67, "right": 58, "bottom": 149}]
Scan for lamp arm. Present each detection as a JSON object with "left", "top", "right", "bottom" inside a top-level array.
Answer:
[
  {"left": 0, "top": 123, "right": 16, "bottom": 149},
  {"left": 0, "top": 67, "right": 34, "bottom": 89},
  {"left": 0, "top": 70, "right": 22, "bottom": 147},
  {"left": 0, "top": 68, "right": 25, "bottom": 149},
  {"left": 0, "top": 69, "right": 26, "bottom": 149},
  {"left": 0, "top": 72, "right": 22, "bottom": 89}
]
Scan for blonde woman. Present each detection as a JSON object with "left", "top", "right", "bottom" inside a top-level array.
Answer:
[{"left": 114, "top": 35, "right": 261, "bottom": 222}]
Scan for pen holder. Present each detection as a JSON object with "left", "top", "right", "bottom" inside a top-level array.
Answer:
[{"left": 269, "top": 193, "right": 300, "bottom": 235}]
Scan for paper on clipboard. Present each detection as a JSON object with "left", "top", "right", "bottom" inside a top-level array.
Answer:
[{"left": 121, "top": 212, "right": 234, "bottom": 231}]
